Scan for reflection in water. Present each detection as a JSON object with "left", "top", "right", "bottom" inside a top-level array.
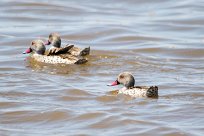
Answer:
[{"left": 0, "top": 0, "right": 204, "bottom": 136}]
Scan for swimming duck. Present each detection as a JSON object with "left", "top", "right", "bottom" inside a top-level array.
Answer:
[
  {"left": 44, "top": 33, "right": 90, "bottom": 56},
  {"left": 108, "top": 72, "right": 158, "bottom": 98},
  {"left": 23, "top": 40, "right": 87, "bottom": 64}
]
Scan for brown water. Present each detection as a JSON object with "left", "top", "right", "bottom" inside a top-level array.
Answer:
[{"left": 0, "top": 0, "right": 204, "bottom": 136}]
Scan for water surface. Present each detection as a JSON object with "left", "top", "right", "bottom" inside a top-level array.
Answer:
[{"left": 0, "top": 0, "right": 204, "bottom": 136}]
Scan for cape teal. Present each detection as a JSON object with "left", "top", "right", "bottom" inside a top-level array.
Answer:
[
  {"left": 108, "top": 72, "right": 158, "bottom": 98},
  {"left": 45, "top": 33, "right": 90, "bottom": 56},
  {"left": 23, "top": 40, "right": 87, "bottom": 64}
]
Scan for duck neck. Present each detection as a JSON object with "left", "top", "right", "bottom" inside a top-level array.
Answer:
[
  {"left": 33, "top": 52, "right": 43, "bottom": 56},
  {"left": 125, "top": 80, "right": 135, "bottom": 89},
  {"left": 52, "top": 40, "right": 61, "bottom": 48},
  {"left": 124, "top": 84, "right": 134, "bottom": 89},
  {"left": 37, "top": 52, "right": 44, "bottom": 55}
]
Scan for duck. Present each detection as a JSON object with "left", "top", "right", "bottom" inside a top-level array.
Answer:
[
  {"left": 108, "top": 72, "right": 158, "bottom": 98},
  {"left": 23, "top": 40, "right": 87, "bottom": 64},
  {"left": 44, "top": 33, "right": 90, "bottom": 56}
]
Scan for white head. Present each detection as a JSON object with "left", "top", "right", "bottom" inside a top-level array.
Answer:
[{"left": 108, "top": 72, "right": 135, "bottom": 88}]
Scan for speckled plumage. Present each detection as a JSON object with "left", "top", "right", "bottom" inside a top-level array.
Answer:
[
  {"left": 118, "top": 86, "right": 158, "bottom": 98},
  {"left": 24, "top": 40, "right": 88, "bottom": 65},
  {"left": 45, "top": 33, "right": 90, "bottom": 57},
  {"left": 109, "top": 72, "right": 158, "bottom": 98},
  {"left": 68, "top": 46, "right": 90, "bottom": 56},
  {"left": 31, "top": 54, "right": 87, "bottom": 64}
]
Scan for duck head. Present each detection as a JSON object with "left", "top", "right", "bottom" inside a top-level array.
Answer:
[
  {"left": 108, "top": 72, "right": 135, "bottom": 89},
  {"left": 44, "top": 33, "right": 61, "bottom": 48},
  {"left": 23, "top": 40, "right": 46, "bottom": 55}
]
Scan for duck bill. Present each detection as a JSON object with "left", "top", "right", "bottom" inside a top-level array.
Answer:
[
  {"left": 107, "top": 80, "right": 120, "bottom": 86},
  {"left": 23, "top": 48, "right": 32, "bottom": 54},
  {"left": 44, "top": 40, "right": 51, "bottom": 45}
]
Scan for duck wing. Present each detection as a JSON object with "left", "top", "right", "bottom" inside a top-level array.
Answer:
[
  {"left": 47, "top": 45, "right": 74, "bottom": 55},
  {"left": 68, "top": 46, "right": 90, "bottom": 56}
]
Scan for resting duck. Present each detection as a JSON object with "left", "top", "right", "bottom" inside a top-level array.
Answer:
[
  {"left": 44, "top": 33, "right": 90, "bottom": 56},
  {"left": 108, "top": 72, "right": 158, "bottom": 98},
  {"left": 23, "top": 40, "right": 87, "bottom": 64}
]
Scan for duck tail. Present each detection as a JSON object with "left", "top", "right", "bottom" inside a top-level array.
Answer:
[
  {"left": 79, "top": 46, "right": 90, "bottom": 56},
  {"left": 74, "top": 58, "right": 88, "bottom": 64},
  {"left": 146, "top": 86, "right": 158, "bottom": 98}
]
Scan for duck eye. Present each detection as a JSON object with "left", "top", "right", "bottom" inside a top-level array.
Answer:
[{"left": 31, "top": 42, "right": 35, "bottom": 45}]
